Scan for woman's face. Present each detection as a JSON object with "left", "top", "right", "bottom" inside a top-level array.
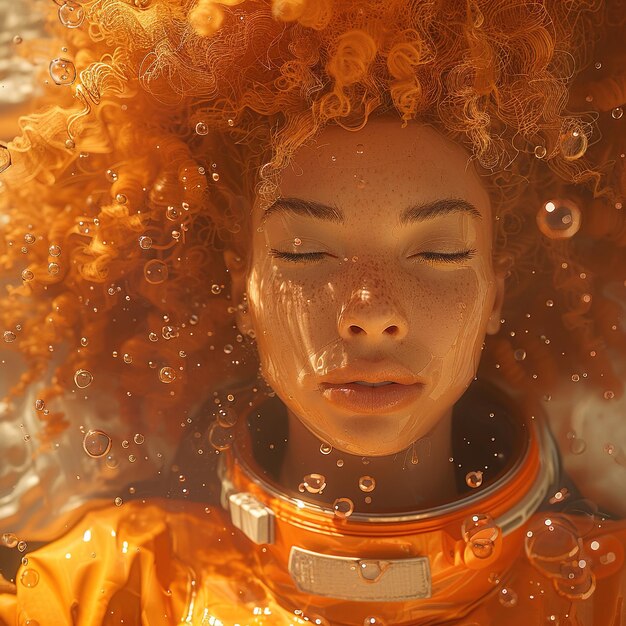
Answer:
[{"left": 235, "top": 120, "right": 503, "bottom": 456}]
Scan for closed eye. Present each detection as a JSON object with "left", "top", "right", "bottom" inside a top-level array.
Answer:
[
  {"left": 269, "top": 249, "right": 331, "bottom": 263},
  {"left": 411, "top": 249, "right": 477, "bottom": 263}
]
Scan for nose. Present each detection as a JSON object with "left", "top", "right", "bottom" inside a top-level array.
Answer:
[{"left": 338, "top": 287, "right": 409, "bottom": 342}]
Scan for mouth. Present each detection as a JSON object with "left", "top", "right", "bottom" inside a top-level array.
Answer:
[{"left": 318, "top": 381, "right": 424, "bottom": 414}]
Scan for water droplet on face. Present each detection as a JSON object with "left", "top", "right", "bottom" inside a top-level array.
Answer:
[
  {"left": 320, "top": 443, "right": 332, "bottom": 455},
  {"left": 134, "top": 433, "right": 144, "bottom": 445},
  {"left": 2, "top": 533, "right": 18, "bottom": 548},
  {"left": 332, "top": 498, "right": 354, "bottom": 519},
  {"left": 58, "top": 2, "right": 84, "bottom": 28},
  {"left": 208, "top": 422, "right": 234, "bottom": 451},
  {"left": 465, "top": 470, "right": 484, "bottom": 488},
  {"left": 498, "top": 587, "right": 518, "bottom": 607},
  {"left": 558, "top": 126, "right": 588, "bottom": 161},
  {"left": 114, "top": 497, "right": 123, "bottom": 506},
  {"left": 143, "top": 259, "right": 168, "bottom": 284},
  {"left": 358, "top": 476, "right": 376, "bottom": 492},
  {"left": 536, "top": 199, "right": 581, "bottom": 239},
  {"left": 49, "top": 58, "right": 76, "bottom": 85},
  {"left": 569, "top": 437, "right": 586, "bottom": 454},
  {"left": 534, "top": 145, "right": 547, "bottom": 159},
  {"left": 3, "top": 331, "right": 16, "bottom": 343},
  {"left": 158, "top": 367, "right": 176, "bottom": 383},
  {"left": 195, "top": 122, "right": 208, "bottom": 135},
  {"left": 83, "top": 430, "right": 112, "bottom": 457},
  {"left": 462, "top": 513, "right": 499, "bottom": 559},
  {"left": 303, "top": 473, "right": 326, "bottom": 494},
  {"left": 21, "top": 269, "right": 34, "bottom": 281},
  {"left": 612, "top": 107, "right": 623, "bottom": 120}
]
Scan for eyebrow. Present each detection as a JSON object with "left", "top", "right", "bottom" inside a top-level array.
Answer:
[{"left": 262, "top": 196, "right": 482, "bottom": 224}]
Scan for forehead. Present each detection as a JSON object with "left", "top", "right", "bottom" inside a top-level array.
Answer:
[{"left": 271, "top": 120, "right": 492, "bottom": 221}]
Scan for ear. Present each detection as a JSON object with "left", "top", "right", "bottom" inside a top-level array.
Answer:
[
  {"left": 486, "top": 271, "right": 505, "bottom": 335},
  {"left": 224, "top": 249, "right": 253, "bottom": 337}
]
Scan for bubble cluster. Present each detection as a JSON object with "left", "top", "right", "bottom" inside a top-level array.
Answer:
[{"left": 49, "top": 58, "right": 76, "bottom": 85}]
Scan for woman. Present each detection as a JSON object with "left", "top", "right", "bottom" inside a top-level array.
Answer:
[{"left": 0, "top": 0, "right": 624, "bottom": 624}]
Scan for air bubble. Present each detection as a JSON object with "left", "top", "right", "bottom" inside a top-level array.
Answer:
[
  {"left": 612, "top": 107, "right": 623, "bottom": 120},
  {"left": 115, "top": 193, "right": 127, "bottom": 204},
  {"left": 223, "top": 344, "right": 233, "bottom": 354},
  {"left": 333, "top": 498, "right": 354, "bottom": 519},
  {"left": 144, "top": 260, "right": 168, "bottom": 284},
  {"left": 358, "top": 476, "right": 376, "bottom": 492},
  {"left": 58, "top": 2, "right": 84, "bottom": 28},
  {"left": 133, "top": 433, "right": 144, "bottom": 444},
  {"left": 105, "top": 169, "right": 118, "bottom": 182},
  {"left": 536, "top": 199, "right": 581, "bottom": 239},
  {"left": 569, "top": 438, "right": 586, "bottom": 455},
  {"left": 558, "top": 125, "right": 588, "bottom": 161},
  {"left": 13, "top": 35, "right": 22, "bottom": 44},
  {"left": 138, "top": 236, "right": 152, "bottom": 249},
  {"left": 513, "top": 349, "right": 526, "bottom": 361},
  {"left": 114, "top": 497, "right": 123, "bottom": 507},
  {"left": 195, "top": 122, "right": 208, "bottom": 135},
  {"left": 74, "top": 369, "right": 93, "bottom": 388},
  {"left": 604, "top": 390, "right": 615, "bottom": 400},
  {"left": 534, "top": 145, "right": 547, "bottom": 159},
  {"left": 49, "top": 58, "right": 76, "bottom": 85},
  {"left": 123, "top": 354, "right": 132, "bottom": 364},
  {"left": 17, "top": 541, "right": 27, "bottom": 552},
  {"left": 465, "top": 470, "right": 483, "bottom": 488},
  {"left": 462, "top": 513, "right": 499, "bottom": 559},
  {"left": 498, "top": 587, "right": 518, "bottom": 607},
  {"left": 208, "top": 422, "right": 234, "bottom": 451},
  {"left": 320, "top": 443, "right": 332, "bottom": 455},
  {"left": 212, "top": 172, "right": 220, "bottom": 182},
  {"left": 83, "top": 430, "right": 112, "bottom": 457},
  {"left": 24, "top": 233, "right": 35, "bottom": 244},
  {"left": 158, "top": 367, "right": 176, "bottom": 383},
  {"left": 211, "top": 284, "right": 221, "bottom": 294},
  {"left": 48, "top": 262, "right": 60, "bottom": 275},
  {"left": 303, "top": 473, "right": 326, "bottom": 494},
  {"left": 21, "top": 269, "right": 34, "bottom": 281},
  {"left": 20, "top": 568, "right": 39, "bottom": 588},
  {"left": 356, "top": 144, "right": 364, "bottom": 155},
  {"left": 3, "top": 331, "right": 16, "bottom": 343},
  {"left": 35, "top": 399, "right": 45, "bottom": 411},
  {"left": 2, "top": 533, "right": 18, "bottom": 548}
]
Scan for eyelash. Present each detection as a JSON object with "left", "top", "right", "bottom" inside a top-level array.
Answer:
[{"left": 269, "top": 249, "right": 477, "bottom": 263}]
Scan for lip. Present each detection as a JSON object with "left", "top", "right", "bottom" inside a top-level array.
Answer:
[{"left": 319, "top": 382, "right": 424, "bottom": 414}]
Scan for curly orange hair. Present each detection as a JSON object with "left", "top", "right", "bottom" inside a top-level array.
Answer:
[{"left": 1, "top": 0, "right": 625, "bottom": 443}]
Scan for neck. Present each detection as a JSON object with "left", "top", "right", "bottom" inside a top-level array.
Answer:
[{"left": 275, "top": 407, "right": 457, "bottom": 513}]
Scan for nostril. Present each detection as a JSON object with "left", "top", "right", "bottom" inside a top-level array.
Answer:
[{"left": 349, "top": 325, "right": 365, "bottom": 335}]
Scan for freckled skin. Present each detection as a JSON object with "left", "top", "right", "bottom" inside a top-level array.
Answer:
[{"left": 236, "top": 120, "right": 503, "bottom": 457}]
